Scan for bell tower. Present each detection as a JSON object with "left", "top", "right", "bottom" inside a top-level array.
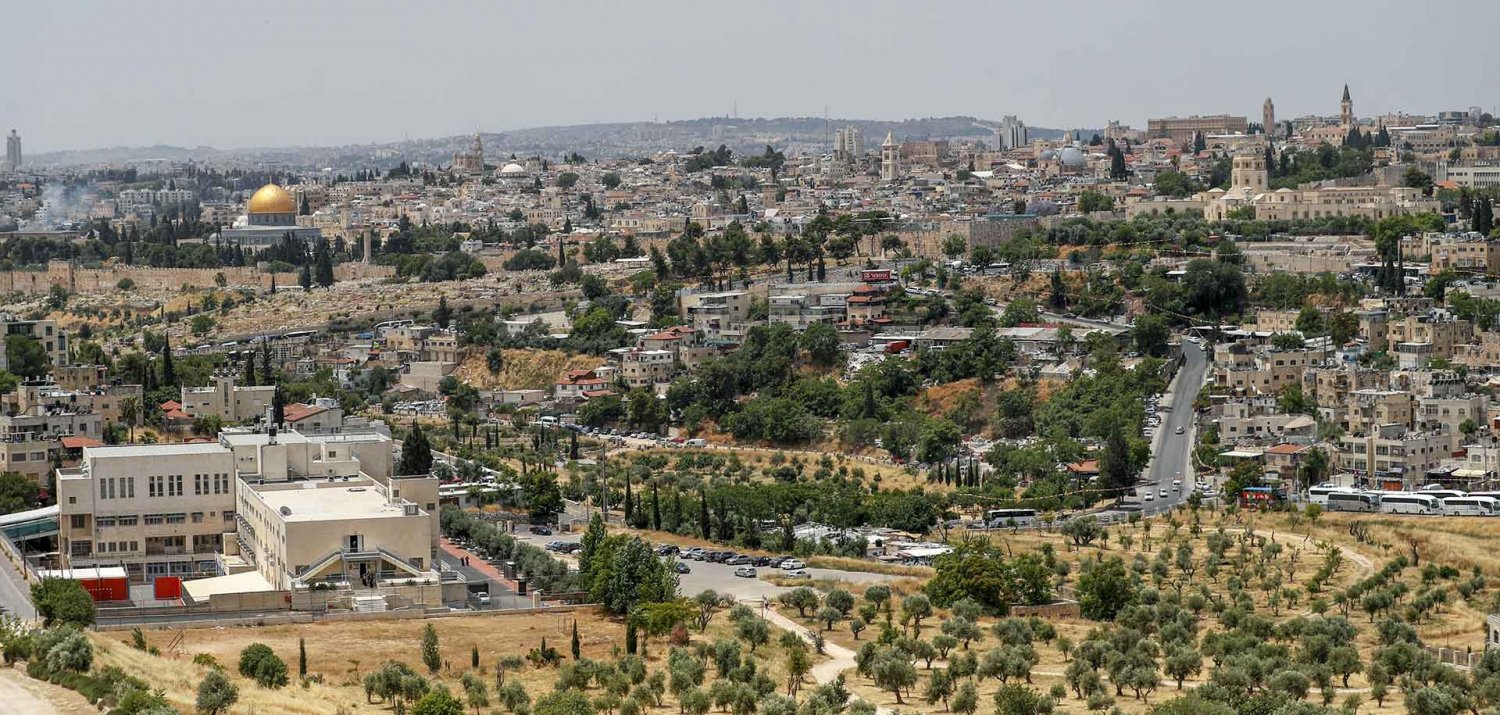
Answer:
[{"left": 1340, "top": 84, "right": 1354, "bottom": 128}]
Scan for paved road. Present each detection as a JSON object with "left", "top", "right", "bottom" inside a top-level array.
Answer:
[
  {"left": 513, "top": 532, "right": 900, "bottom": 601},
  {"left": 0, "top": 545, "right": 36, "bottom": 620},
  {"left": 1099, "top": 340, "right": 1209, "bottom": 520}
]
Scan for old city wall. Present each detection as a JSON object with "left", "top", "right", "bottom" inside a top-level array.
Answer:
[{"left": 0, "top": 260, "right": 395, "bottom": 295}]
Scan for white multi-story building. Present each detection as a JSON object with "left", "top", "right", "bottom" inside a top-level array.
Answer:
[{"left": 55, "top": 427, "right": 437, "bottom": 591}]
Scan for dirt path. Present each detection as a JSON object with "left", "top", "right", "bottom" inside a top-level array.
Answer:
[
  {"left": 0, "top": 667, "right": 94, "bottom": 715},
  {"left": 762, "top": 605, "right": 898, "bottom": 715}
]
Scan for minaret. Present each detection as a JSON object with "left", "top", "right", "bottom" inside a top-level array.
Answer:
[
  {"left": 362, "top": 231, "right": 373, "bottom": 265},
  {"left": 1340, "top": 84, "right": 1354, "bottom": 128},
  {"left": 1263, "top": 98, "right": 1275, "bottom": 139},
  {"left": 880, "top": 131, "right": 900, "bottom": 182}
]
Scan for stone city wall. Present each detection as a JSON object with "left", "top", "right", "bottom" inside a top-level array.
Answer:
[{"left": 0, "top": 260, "right": 394, "bottom": 295}]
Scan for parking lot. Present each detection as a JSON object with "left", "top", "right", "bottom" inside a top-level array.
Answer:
[{"left": 516, "top": 531, "right": 901, "bottom": 600}]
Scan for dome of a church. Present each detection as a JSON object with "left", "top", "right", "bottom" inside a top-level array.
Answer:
[
  {"left": 1039, "top": 149, "right": 1058, "bottom": 161},
  {"left": 1059, "top": 146, "right": 1086, "bottom": 166},
  {"left": 247, "top": 184, "right": 297, "bottom": 214},
  {"left": 499, "top": 162, "right": 526, "bottom": 175}
]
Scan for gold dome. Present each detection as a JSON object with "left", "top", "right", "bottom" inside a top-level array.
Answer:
[{"left": 247, "top": 184, "right": 297, "bottom": 214}]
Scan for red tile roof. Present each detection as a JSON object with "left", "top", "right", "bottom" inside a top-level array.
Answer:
[
  {"left": 159, "top": 400, "right": 182, "bottom": 411},
  {"left": 283, "top": 403, "right": 328, "bottom": 423},
  {"left": 61, "top": 436, "right": 104, "bottom": 449}
]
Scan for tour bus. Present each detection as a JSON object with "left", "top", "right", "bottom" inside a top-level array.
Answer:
[
  {"left": 1378, "top": 493, "right": 1441, "bottom": 515},
  {"left": 1308, "top": 484, "right": 1358, "bottom": 506},
  {"left": 1414, "top": 488, "right": 1468, "bottom": 501},
  {"left": 1326, "top": 491, "right": 1381, "bottom": 513},
  {"left": 1440, "top": 496, "right": 1500, "bottom": 516},
  {"left": 985, "top": 508, "right": 1038, "bottom": 528}
]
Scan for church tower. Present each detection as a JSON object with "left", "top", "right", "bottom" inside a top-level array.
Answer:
[
  {"left": 1340, "top": 84, "right": 1354, "bottom": 128},
  {"left": 1231, "top": 150, "right": 1268, "bottom": 192},
  {"left": 880, "top": 131, "right": 900, "bottom": 182},
  {"left": 1263, "top": 98, "right": 1275, "bottom": 139}
]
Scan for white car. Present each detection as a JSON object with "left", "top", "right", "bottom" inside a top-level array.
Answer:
[
  {"left": 1171, "top": 480, "right": 1182, "bottom": 491},
  {"left": 734, "top": 566, "right": 758, "bottom": 578},
  {"left": 780, "top": 559, "right": 807, "bottom": 570},
  {"left": 1143, "top": 492, "right": 1156, "bottom": 502},
  {"left": 1175, "top": 426, "right": 1185, "bottom": 435},
  {"left": 474, "top": 592, "right": 491, "bottom": 606},
  {"left": 1158, "top": 489, "right": 1169, "bottom": 498}
]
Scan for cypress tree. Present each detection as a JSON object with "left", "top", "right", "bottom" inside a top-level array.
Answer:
[
  {"left": 298, "top": 637, "right": 307, "bottom": 678},
  {"left": 243, "top": 352, "right": 256, "bottom": 386},
  {"left": 698, "top": 489, "right": 710, "bottom": 539},
  {"left": 651, "top": 483, "right": 662, "bottom": 531},
  {"left": 570, "top": 621, "right": 581, "bottom": 660},
  {"left": 161, "top": 334, "right": 175, "bottom": 386},
  {"left": 471, "top": 645, "right": 480, "bottom": 670},
  {"left": 623, "top": 476, "right": 634, "bottom": 523}
]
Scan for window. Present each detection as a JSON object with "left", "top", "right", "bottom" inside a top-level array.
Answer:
[
  {"left": 144, "top": 514, "right": 165, "bottom": 525},
  {"left": 96, "top": 516, "right": 116, "bottom": 528},
  {"left": 69, "top": 515, "right": 86, "bottom": 529},
  {"left": 148, "top": 476, "right": 161, "bottom": 498},
  {"left": 165, "top": 513, "right": 186, "bottom": 525},
  {"left": 117, "top": 515, "right": 137, "bottom": 526},
  {"left": 191, "top": 512, "right": 204, "bottom": 524}
]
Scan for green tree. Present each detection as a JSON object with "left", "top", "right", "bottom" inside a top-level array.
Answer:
[
  {"left": 413, "top": 686, "right": 467, "bottom": 715},
  {"left": 238, "top": 643, "right": 290, "bottom": 688},
  {"left": 1132, "top": 314, "right": 1170, "bottom": 357},
  {"left": 422, "top": 623, "right": 442, "bottom": 674},
  {"left": 1077, "top": 190, "right": 1114, "bottom": 213},
  {"left": 0, "top": 471, "right": 40, "bottom": 514},
  {"left": 941, "top": 234, "right": 967, "bottom": 260},
  {"left": 196, "top": 668, "right": 239, "bottom": 715},
  {"left": 536, "top": 689, "right": 594, "bottom": 715},
  {"left": 4, "top": 335, "right": 49, "bottom": 379},
  {"left": 399, "top": 423, "right": 434, "bottom": 476},
  {"left": 1076, "top": 557, "right": 1136, "bottom": 621},
  {"left": 31, "top": 578, "right": 95, "bottom": 627}
]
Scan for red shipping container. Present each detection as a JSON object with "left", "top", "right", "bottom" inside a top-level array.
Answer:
[{"left": 153, "top": 576, "right": 182, "bottom": 601}]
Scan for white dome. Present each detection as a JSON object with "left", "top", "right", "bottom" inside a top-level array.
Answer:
[
  {"left": 499, "top": 163, "right": 526, "bottom": 175},
  {"left": 1059, "top": 147, "right": 1086, "bottom": 166},
  {"left": 1039, "top": 149, "right": 1058, "bottom": 161}
]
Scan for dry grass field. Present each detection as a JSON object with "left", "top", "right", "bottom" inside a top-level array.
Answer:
[{"left": 95, "top": 606, "right": 816, "bottom": 715}]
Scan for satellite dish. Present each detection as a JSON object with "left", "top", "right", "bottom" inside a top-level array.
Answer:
[{"left": 279, "top": 506, "right": 292, "bottom": 516}]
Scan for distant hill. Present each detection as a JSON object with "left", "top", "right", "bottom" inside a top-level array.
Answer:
[{"left": 29, "top": 116, "right": 1085, "bottom": 169}]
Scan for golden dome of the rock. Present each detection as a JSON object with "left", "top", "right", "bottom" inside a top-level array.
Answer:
[{"left": 247, "top": 184, "right": 296, "bottom": 214}]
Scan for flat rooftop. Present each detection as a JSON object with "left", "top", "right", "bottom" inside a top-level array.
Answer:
[
  {"left": 84, "top": 442, "right": 227, "bottom": 459},
  {"left": 253, "top": 481, "right": 414, "bottom": 522}
]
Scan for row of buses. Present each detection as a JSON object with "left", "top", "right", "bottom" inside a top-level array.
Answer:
[{"left": 1308, "top": 485, "right": 1500, "bottom": 516}]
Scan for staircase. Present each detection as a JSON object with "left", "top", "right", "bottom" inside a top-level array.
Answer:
[{"left": 352, "top": 595, "right": 387, "bottom": 613}]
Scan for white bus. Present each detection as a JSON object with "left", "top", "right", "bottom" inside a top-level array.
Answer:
[
  {"left": 1326, "top": 491, "right": 1381, "bottom": 513},
  {"left": 1415, "top": 489, "right": 1468, "bottom": 501},
  {"left": 1440, "top": 496, "right": 1500, "bottom": 516},
  {"left": 1309, "top": 485, "right": 1358, "bottom": 506},
  {"left": 1378, "top": 493, "right": 1441, "bottom": 515}
]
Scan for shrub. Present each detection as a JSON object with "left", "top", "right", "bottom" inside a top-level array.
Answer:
[
  {"left": 197, "top": 668, "right": 239, "bottom": 715},
  {"left": 30, "top": 578, "right": 96, "bottom": 628},
  {"left": 238, "top": 643, "right": 290, "bottom": 688}
]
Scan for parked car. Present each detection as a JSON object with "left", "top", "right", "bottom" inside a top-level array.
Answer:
[
  {"left": 544, "top": 541, "right": 570, "bottom": 552},
  {"left": 529, "top": 525, "right": 553, "bottom": 536},
  {"left": 783, "top": 569, "right": 811, "bottom": 579},
  {"left": 473, "top": 592, "right": 491, "bottom": 606},
  {"left": 780, "top": 559, "right": 807, "bottom": 570},
  {"left": 656, "top": 544, "right": 680, "bottom": 556},
  {"left": 725, "top": 555, "right": 753, "bottom": 566},
  {"left": 767, "top": 557, "right": 789, "bottom": 568},
  {"left": 751, "top": 556, "right": 771, "bottom": 567},
  {"left": 733, "top": 566, "right": 758, "bottom": 578},
  {"left": 686, "top": 549, "right": 707, "bottom": 561},
  {"left": 675, "top": 562, "right": 691, "bottom": 574}
]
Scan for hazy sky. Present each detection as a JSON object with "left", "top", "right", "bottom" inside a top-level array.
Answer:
[{"left": 3, "top": 0, "right": 1495, "bottom": 153}]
